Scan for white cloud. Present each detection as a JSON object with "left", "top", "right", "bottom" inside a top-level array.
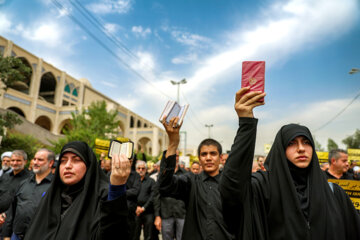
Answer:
[
  {"left": 132, "top": 26, "right": 151, "bottom": 38},
  {"left": 22, "top": 22, "right": 63, "bottom": 47},
  {"left": 104, "top": 23, "right": 120, "bottom": 34},
  {"left": 172, "top": 53, "right": 198, "bottom": 64},
  {"left": 87, "top": 0, "right": 132, "bottom": 14},
  {"left": 170, "top": 30, "right": 210, "bottom": 47}
]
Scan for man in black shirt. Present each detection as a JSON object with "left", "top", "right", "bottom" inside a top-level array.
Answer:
[
  {"left": 0, "top": 150, "right": 31, "bottom": 213},
  {"left": 158, "top": 117, "right": 234, "bottom": 240},
  {"left": 325, "top": 149, "right": 356, "bottom": 180},
  {"left": 134, "top": 160, "right": 155, "bottom": 240},
  {"left": 3, "top": 148, "right": 55, "bottom": 240}
]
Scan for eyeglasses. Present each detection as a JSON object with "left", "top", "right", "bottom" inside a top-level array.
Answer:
[{"left": 137, "top": 167, "right": 146, "bottom": 170}]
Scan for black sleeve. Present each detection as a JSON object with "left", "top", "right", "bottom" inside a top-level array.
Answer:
[
  {"left": 98, "top": 195, "right": 129, "bottom": 240},
  {"left": 142, "top": 179, "right": 155, "bottom": 210},
  {"left": 2, "top": 197, "right": 16, "bottom": 237},
  {"left": 158, "top": 151, "right": 190, "bottom": 201},
  {"left": 153, "top": 182, "right": 161, "bottom": 217},
  {"left": 126, "top": 172, "right": 141, "bottom": 201},
  {"left": 219, "top": 117, "right": 258, "bottom": 234}
]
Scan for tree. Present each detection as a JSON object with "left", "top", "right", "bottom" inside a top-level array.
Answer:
[
  {"left": 327, "top": 138, "right": 339, "bottom": 151},
  {"left": 51, "top": 101, "right": 120, "bottom": 153},
  {"left": 0, "top": 54, "right": 31, "bottom": 92},
  {"left": 342, "top": 129, "right": 360, "bottom": 149},
  {"left": 0, "top": 54, "right": 30, "bottom": 139},
  {"left": 313, "top": 136, "right": 324, "bottom": 151}
]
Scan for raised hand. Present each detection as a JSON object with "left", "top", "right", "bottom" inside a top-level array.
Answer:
[
  {"left": 110, "top": 154, "right": 131, "bottom": 186},
  {"left": 162, "top": 116, "right": 182, "bottom": 157},
  {"left": 235, "top": 87, "right": 266, "bottom": 118}
]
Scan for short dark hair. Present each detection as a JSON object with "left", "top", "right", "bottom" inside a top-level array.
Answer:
[
  {"left": 328, "top": 149, "right": 347, "bottom": 164},
  {"left": 38, "top": 148, "right": 55, "bottom": 162},
  {"left": 197, "top": 138, "right": 222, "bottom": 157},
  {"left": 12, "top": 150, "right": 27, "bottom": 161},
  {"left": 191, "top": 161, "right": 200, "bottom": 167}
]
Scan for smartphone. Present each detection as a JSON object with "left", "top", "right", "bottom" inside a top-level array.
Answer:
[
  {"left": 108, "top": 140, "right": 134, "bottom": 159},
  {"left": 241, "top": 61, "right": 265, "bottom": 102}
]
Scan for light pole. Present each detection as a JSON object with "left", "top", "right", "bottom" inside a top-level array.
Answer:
[
  {"left": 349, "top": 68, "right": 360, "bottom": 74},
  {"left": 205, "top": 124, "right": 213, "bottom": 138},
  {"left": 170, "top": 78, "right": 187, "bottom": 104}
]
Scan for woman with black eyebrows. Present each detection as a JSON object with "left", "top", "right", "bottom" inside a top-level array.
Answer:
[
  {"left": 24, "top": 141, "right": 131, "bottom": 240},
  {"left": 220, "top": 87, "right": 360, "bottom": 240}
]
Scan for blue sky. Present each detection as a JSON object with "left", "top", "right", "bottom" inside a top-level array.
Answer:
[{"left": 1, "top": 0, "right": 360, "bottom": 154}]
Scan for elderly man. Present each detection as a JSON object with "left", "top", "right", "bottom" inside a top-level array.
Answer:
[
  {"left": 134, "top": 160, "right": 156, "bottom": 240},
  {"left": 0, "top": 152, "right": 12, "bottom": 177},
  {"left": 3, "top": 148, "right": 55, "bottom": 240},
  {"left": 0, "top": 150, "right": 31, "bottom": 213}
]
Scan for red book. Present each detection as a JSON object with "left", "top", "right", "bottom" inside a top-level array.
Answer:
[{"left": 241, "top": 61, "right": 265, "bottom": 102}]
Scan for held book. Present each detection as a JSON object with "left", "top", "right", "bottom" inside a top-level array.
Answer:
[
  {"left": 159, "top": 100, "right": 189, "bottom": 126},
  {"left": 241, "top": 61, "right": 265, "bottom": 102},
  {"left": 108, "top": 140, "right": 134, "bottom": 159}
]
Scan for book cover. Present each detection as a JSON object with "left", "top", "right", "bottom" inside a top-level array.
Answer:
[{"left": 241, "top": 61, "right": 265, "bottom": 102}]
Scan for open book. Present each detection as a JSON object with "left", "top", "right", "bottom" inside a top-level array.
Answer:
[
  {"left": 159, "top": 100, "right": 189, "bottom": 126},
  {"left": 108, "top": 140, "right": 134, "bottom": 159}
]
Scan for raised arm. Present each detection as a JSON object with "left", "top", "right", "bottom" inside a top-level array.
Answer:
[
  {"left": 220, "top": 88, "right": 265, "bottom": 233},
  {"left": 158, "top": 116, "right": 190, "bottom": 200}
]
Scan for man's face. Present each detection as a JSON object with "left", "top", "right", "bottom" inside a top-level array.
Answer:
[
  {"left": 199, "top": 145, "right": 220, "bottom": 176},
  {"left": 2, "top": 157, "right": 11, "bottom": 170},
  {"left": 191, "top": 163, "right": 200, "bottom": 174},
  {"left": 33, "top": 150, "right": 52, "bottom": 175},
  {"left": 252, "top": 161, "right": 260, "bottom": 173},
  {"left": 136, "top": 164, "right": 146, "bottom": 178},
  {"left": 104, "top": 160, "right": 112, "bottom": 172},
  {"left": 285, "top": 136, "right": 313, "bottom": 168},
  {"left": 10, "top": 154, "right": 26, "bottom": 173},
  {"left": 220, "top": 154, "right": 228, "bottom": 165},
  {"left": 257, "top": 156, "right": 265, "bottom": 166},
  {"left": 332, "top": 152, "right": 349, "bottom": 174},
  {"left": 60, "top": 152, "right": 87, "bottom": 186}
]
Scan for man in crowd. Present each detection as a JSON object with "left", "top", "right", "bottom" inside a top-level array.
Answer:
[
  {"left": 159, "top": 117, "right": 234, "bottom": 240},
  {"left": 2, "top": 148, "right": 55, "bottom": 240},
  {"left": 0, "top": 150, "right": 31, "bottom": 213},
  {"left": 320, "top": 162, "right": 329, "bottom": 171},
  {"left": 134, "top": 160, "right": 156, "bottom": 240},
  {"left": 325, "top": 149, "right": 356, "bottom": 180},
  {"left": 157, "top": 149, "right": 187, "bottom": 240},
  {"left": 0, "top": 152, "right": 12, "bottom": 177},
  {"left": 150, "top": 161, "right": 160, "bottom": 181},
  {"left": 256, "top": 155, "right": 266, "bottom": 171},
  {"left": 219, "top": 153, "right": 228, "bottom": 170},
  {"left": 103, "top": 159, "right": 112, "bottom": 175},
  {"left": 190, "top": 162, "right": 201, "bottom": 174}
]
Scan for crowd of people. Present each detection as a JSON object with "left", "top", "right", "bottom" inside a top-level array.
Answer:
[{"left": 0, "top": 87, "right": 359, "bottom": 240}]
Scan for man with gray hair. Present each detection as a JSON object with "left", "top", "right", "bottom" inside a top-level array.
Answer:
[
  {"left": 325, "top": 149, "right": 355, "bottom": 180},
  {"left": 2, "top": 148, "right": 54, "bottom": 240},
  {"left": 134, "top": 160, "right": 156, "bottom": 240},
  {"left": 0, "top": 152, "right": 12, "bottom": 177},
  {"left": 0, "top": 150, "right": 31, "bottom": 213}
]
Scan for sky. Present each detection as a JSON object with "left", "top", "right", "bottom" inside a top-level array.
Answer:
[{"left": 1, "top": 0, "right": 360, "bottom": 155}]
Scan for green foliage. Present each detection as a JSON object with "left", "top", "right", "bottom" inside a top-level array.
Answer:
[
  {"left": 327, "top": 138, "right": 339, "bottom": 151},
  {"left": 51, "top": 101, "right": 120, "bottom": 154},
  {"left": 0, "top": 132, "right": 46, "bottom": 160},
  {"left": 313, "top": 136, "right": 324, "bottom": 151},
  {"left": 0, "top": 54, "right": 31, "bottom": 92},
  {"left": 342, "top": 129, "right": 360, "bottom": 149},
  {"left": 0, "top": 111, "right": 22, "bottom": 137}
]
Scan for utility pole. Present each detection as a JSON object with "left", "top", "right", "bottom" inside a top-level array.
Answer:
[
  {"left": 205, "top": 124, "right": 213, "bottom": 138},
  {"left": 170, "top": 78, "right": 187, "bottom": 104}
]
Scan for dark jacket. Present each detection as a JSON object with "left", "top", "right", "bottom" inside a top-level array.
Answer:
[
  {"left": 0, "top": 168, "right": 31, "bottom": 212},
  {"left": 137, "top": 176, "right": 156, "bottom": 213},
  {"left": 3, "top": 172, "right": 53, "bottom": 237}
]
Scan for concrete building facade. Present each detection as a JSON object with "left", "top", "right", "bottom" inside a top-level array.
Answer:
[{"left": 0, "top": 35, "right": 167, "bottom": 156}]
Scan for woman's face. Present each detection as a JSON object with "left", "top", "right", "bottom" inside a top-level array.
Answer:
[
  {"left": 60, "top": 152, "right": 87, "bottom": 185},
  {"left": 286, "top": 136, "right": 313, "bottom": 168}
]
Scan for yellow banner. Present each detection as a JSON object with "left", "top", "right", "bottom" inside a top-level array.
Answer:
[
  {"left": 316, "top": 151, "right": 328, "bottom": 163},
  {"left": 348, "top": 148, "right": 360, "bottom": 161},
  {"left": 94, "top": 137, "right": 130, "bottom": 156},
  {"left": 328, "top": 179, "right": 360, "bottom": 210}
]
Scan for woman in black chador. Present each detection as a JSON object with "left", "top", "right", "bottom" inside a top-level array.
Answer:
[
  {"left": 220, "top": 87, "right": 360, "bottom": 240},
  {"left": 24, "top": 141, "right": 131, "bottom": 240}
]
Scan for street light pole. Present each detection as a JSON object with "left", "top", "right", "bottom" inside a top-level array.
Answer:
[
  {"left": 205, "top": 124, "right": 213, "bottom": 138},
  {"left": 170, "top": 78, "right": 187, "bottom": 104}
]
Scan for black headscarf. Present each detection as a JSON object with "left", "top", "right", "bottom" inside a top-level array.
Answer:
[
  {"left": 260, "top": 123, "right": 358, "bottom": 239},
  {"left": 25, "top": 141, "right": 109, "bottom": 240}
]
